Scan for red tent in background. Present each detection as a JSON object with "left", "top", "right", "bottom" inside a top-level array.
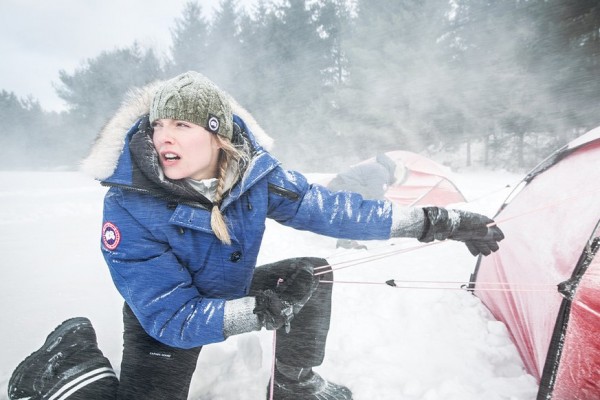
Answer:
[
  {"left": 313, "top": 150, "right": 466, "bottom": 207},
  {"left": 472, "top": 127, "right": 600, "bottom": 399},
  {"left": 380, "top": 150, "right": 466, "bottom": 206}
]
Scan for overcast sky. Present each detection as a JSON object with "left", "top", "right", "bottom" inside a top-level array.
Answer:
[{"left": 1, "top": 0, "right": 255, "bottom": 112}]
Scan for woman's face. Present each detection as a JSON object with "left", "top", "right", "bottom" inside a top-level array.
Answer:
[{"left": 152, "top": 119, "right": 222, "bottom": 181}]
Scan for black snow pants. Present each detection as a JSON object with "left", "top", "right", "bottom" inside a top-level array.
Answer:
[{"left": 71, "top": 257, "right": 333, "bottom": 400}]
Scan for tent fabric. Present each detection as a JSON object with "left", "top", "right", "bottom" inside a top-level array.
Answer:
[
  {"left": 315, "top": 150, "right": 466, "bottom": 207},
  {"left": 546, "top": 233, "right": 600, "bottom": 400},
  {"left": 472, "top": 127, "right": 600, "bottom": 399},
  {"left": 380, "top": 150, "right": 466, "bottom": 206}
]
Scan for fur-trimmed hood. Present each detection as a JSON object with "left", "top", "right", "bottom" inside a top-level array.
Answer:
[{"left": 80, "top": 80, "right": 274, "bottom": 181}]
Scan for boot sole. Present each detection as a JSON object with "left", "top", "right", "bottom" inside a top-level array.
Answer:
[
  {"left": 8, "top": 317, "right": 95, "bottom": 399},
  {"left": 267, "top": 372, "right": 354, "bottom": 400},
  {"left": 41, "top": 357, "right": 118, "bottom": 400}
]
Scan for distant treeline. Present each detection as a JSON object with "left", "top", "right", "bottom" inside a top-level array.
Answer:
[{"left": 1, "top": 0, "right": 598, "bottom": 172}]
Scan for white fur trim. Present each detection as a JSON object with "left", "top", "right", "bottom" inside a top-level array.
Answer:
[
  {"left": 227, "top": 94, "right": 274, "bottom": 151},
  {"left": 80, "top": 80, "right": 274, "bottom": 180}
]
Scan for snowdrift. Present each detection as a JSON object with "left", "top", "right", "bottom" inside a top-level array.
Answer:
[
  {"left": 0, "top": 169, "right": 540, "bottom": 400},
  {"left": 472, "top": 127, "right": 600, "bottom": 399}
]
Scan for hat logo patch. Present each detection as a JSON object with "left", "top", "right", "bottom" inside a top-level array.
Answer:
[
  {"left": 207, "top": 114, "right": 220, "bottom": 133},
  {"left": 102, "top": 222, "right": 121, "bottom": 250}
]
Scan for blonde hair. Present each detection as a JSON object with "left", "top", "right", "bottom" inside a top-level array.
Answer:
[{"left": 210, "top": 135, "right": 249, "bottom": 245}]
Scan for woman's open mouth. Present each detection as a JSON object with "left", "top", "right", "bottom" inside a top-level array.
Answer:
[
  {"left": 160, "top": 152, "right": 181, "bottom": 167},
  {"left": 163, "top": 152, "right": 181, "bottom": 161}
]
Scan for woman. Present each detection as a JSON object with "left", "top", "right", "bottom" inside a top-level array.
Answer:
[{"left": 8, "top": 71, "right": 503, "bottom": 400}]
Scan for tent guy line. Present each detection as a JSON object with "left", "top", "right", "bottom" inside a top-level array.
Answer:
[
  {"left": 313, "top": 242, "right": 441, "bottom": 276},
  {"left": 466, "top": 183, "right": 516, "bottom": 203},
  {"left": 487, "top": 186, "right": 600, "bottom": 227},
  {"left": 313, "top": 185, "right": 600, "bottom": 278},
  {"left": 318, "top": 279, "right": 558, "bottom": 293},
  {"left": 269, "top": 332, "right": 277, "bottom": 400}
]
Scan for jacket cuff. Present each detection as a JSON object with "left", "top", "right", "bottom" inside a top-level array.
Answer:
[
  {"left": 390, "top": 205, "right": 426, "bottom": 238},
  {"left": 223, "top": 296, "right": 262, "bottom": 338}
]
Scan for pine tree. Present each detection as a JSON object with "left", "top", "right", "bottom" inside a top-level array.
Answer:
[
  {"left": 235, "top": 0, "right": 342, "bottom": 170},
  {"left": 528, "top": 0, "right": 600, "bottom": 133},
  {"left": 204, "top": 0, "right": 244, "bottom": 91},
  {"left": 334, "top": 0, "right": 455, "bottom": 164},
  {"left": 56, "top": 44, "right": 162, "bottom": 126},
  {"left": 169, "top": 1, "right": 210, "bottom": 75}
]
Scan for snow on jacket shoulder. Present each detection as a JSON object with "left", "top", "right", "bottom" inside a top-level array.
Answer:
[{"left": 82, "top": 82, "right": 393, "bottom": 349}]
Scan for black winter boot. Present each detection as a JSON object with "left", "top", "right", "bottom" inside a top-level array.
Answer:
[
  {"left": 268, "top": 369, "right": 353, "bottom": 400},
  {"left": 8, "top": 317, "right": 118, "bottom": 400}
]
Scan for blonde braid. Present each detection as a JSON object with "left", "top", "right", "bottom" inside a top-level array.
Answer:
[
  {"left": 210, "top": 134, "right": 250, "bottom": 245},
  {"left": 211, "top": 151, "right": 232, "bottom": 245}
]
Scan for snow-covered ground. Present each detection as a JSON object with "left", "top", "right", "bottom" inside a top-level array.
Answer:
[{"left": 0, "top": 169, "right": 539, "bottom": 400}]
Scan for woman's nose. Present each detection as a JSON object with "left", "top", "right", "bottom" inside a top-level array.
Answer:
[{"left": 155, "top": 129, "right": 175, "bottom": 145}]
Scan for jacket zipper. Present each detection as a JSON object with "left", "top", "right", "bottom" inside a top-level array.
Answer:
[
  {"left": 101, "top": 182, "right": 212, "bottom": 210},
  {"left": 267, "top": 183, "right": 300, "bottom": 201}
]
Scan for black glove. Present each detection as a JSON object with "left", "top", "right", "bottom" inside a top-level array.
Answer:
[
  {"left": 253, "top": 263, "right": 319, "bottom": 332},
  {"left": 419, "top": 207, "right": 505, "bottom": 256}
]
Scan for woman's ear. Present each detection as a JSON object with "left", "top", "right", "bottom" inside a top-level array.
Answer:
[{"left": 212, "top": 134, "right": 225, "bottom": 150}]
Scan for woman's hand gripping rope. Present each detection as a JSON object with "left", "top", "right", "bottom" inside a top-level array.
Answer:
[{"left": 417, "top": 207, "right": 505, "bottom": 256}]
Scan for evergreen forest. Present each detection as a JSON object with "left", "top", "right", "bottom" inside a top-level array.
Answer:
[{"left": 2, "top": 0, "right": 599, "bottom": 172}]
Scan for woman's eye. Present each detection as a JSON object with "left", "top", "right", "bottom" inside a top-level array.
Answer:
[{"left": 176, "top": 122, "right": 190, "bottom": 128}]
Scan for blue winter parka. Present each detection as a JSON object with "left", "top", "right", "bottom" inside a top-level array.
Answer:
[{"left": 94, "top": 110, "right": 393, "bottom": 349}]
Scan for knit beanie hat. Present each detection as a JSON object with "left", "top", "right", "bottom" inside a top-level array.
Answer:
[{"left": 150, "top": 71, "right": 233, "bottom": 140}]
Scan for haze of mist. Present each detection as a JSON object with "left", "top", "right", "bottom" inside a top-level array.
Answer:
[{"left": 1, "top": 1, "right": 598, "bottom": 174}]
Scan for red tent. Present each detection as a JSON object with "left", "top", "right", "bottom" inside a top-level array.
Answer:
[
  {"left": 313, "top": 150, "right": 466, "bottom": 207},
  {"left": 472, "top": 127, "right": 600, "bottom": 399},
  {"left": 380, "top": 150, "right": 466, "bottom": 206}
]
